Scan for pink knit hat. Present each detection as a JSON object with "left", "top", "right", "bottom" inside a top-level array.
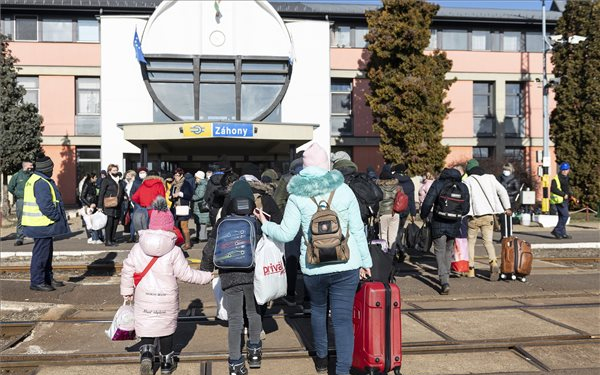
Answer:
[
  {"left": 149, "top": 210, "right": 174, "bottom": 231},
  {"left": 302, "top": 143, "right": 330, "bottom": 170}
]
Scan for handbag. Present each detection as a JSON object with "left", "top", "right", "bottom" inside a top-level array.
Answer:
[
  {"left": 175, "top": 205, "right": 190, "bottom": 216},
  {"left": 133, "top": 256, "right": 159, "bottom": 287},
  {"left": 103, "top": 180, "right": 120, "bottom": 208},
  {"left": 254, "top": 235, "right": 287, "bottom": 305},
  {"left": 105, "top": 299, "right": 136, "bottom": 341},
  {"left": 200, "top": 200, "right": 210, "bottom": 213},
  {"left": 452, "top": 238, "right": 469, "bottom": 272}
]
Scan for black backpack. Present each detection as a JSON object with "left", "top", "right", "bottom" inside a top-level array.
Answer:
[
  {"left": 346, "top": 173, "right": 383, "bottom": 222},
  {"left": 434, "top": 182, "right": 466, "bottom": 221}
]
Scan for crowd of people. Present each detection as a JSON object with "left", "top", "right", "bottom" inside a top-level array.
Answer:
[{"left": 7, "top": 146, "right": 578, "bottom": 375}]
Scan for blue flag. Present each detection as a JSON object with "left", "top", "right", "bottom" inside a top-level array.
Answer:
[{"left": 133, "top": 29, "right": 147, "bottom": 64}]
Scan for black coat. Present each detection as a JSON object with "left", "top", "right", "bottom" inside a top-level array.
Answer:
[
  {"left": 396, "top": 174, "right": 416, "bottom": 217},
  {"left": 420, "top": 168, "right": 470, "bottom": 239},
  {"left": 98, "top": 177, "right": 125, "bottom": 217},
  {"left": 80, "top": 180, "right": 98, "bottom": 207},
  {"left": 498, "top": 174, "right": 520, "bottom": 204}
]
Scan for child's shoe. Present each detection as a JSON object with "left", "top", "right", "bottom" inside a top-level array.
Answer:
[
  {"left": 139, "top": 344, "right": 156, "bottom": 375},
  {"left": 228, "top": 357, "right": 248, "bottom": 375},
  {"left": 247, "top": 341, "right": 262, "bottom": 368},
  {"left": 160, "top": 351, "right": 178, "bottom": 374}
]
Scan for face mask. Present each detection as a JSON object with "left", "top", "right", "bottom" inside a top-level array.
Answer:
[
  {"left": 139, "top": 172, "right": 147, "bottom": 179},
  {"left": 111, "top": 172, "right": 119, "bottom": 177},
  {"left": 503, "top": 170, "right": 511, "bottom": 177}
]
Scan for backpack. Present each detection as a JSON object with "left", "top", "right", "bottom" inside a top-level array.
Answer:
[
  {"left": 214, "top": 197, "right": 258, "bottom": 269},
  {"left": 393, "top": 187, "right": 409, "bottom": 213},
  {"left": 302, "top": 190, "right": 350, "bottom": 265},
  {"left": 346, "top": 173, "right": 383, "bottom": 222},
  {"left": 434, "top": 182, "right": 466, "bottom": 221}
]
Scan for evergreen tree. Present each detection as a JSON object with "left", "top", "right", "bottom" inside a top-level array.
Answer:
[
  {"left": 365, "top": 0, "right": 453, "bottom": 176},
  {"left": 0, "top": 33, "right": 44, "bottom": 213},
  {"left": 550, "top": 1, "right": 600, "bottom": 206}
]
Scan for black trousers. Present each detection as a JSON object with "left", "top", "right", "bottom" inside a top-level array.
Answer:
[
  {"left": 105, "top": 215, "right": 119, "bottom": 243},
  {"left": 140, "top": 334, "right": 173, "bottom": 354},
  {"left": 30, "top": 237, "right": 54, "bottom": 286}
]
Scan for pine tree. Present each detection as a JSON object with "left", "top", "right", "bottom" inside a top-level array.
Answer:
[
  {"left": 0, "top": 33, "right": 44, "bottom": 213},
  {"left": 550, "top": 0, "right": 600, "bottom": 207},
  {"left": 365, "top": 0, "right": 453, "bottom": 176}
]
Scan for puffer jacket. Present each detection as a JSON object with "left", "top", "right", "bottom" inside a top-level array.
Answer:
[
  {"left": 261, "top": 166, "right": 372, "bottom": 276},
  {"left": 464, "top": 169, "right": 511, "bottom": 216},
  {"left": 498, "top": 173, "right": 520, "bottom": 204},
  {"left": 376, "top": 178, "right": 399, "bottom": 216},
  {"left": 120, "top": 229, "right": 212, "bottom": 337},
  {"left": 418, "top": 179, "right": 434, "bottom": 205},
  {"left": 132, "top": 176, "right": 166, "bottom": 208},
  {"left": 191, "top": 179, "right": 210, "bottom": 224}
]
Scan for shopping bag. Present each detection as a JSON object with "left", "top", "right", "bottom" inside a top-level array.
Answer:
[
  {"left": 175, "top": 205, "right": 190, "bottom": 216},
  {"left": 90, "top": 211, "right": 108, "bottom": 231},
  {"left": 254, "top": 235, "right": 287, "bottom": 305},
  {"left": 212, "top": 277, "right": 228, "bottom": 321},
  {"left": 451, "top": 238, "right": 469, "bottom": 273},
  {"left": 105, "top": 300, "right": 136, "bottom": 341}
]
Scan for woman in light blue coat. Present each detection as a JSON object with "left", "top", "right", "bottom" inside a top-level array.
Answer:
[{"left": 256, "top": 143, "right": 372, "bottom": 375}]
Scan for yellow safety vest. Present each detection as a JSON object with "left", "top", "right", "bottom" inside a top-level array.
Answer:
[
  {"left": 22, "top": 174, "right": 58, "bottom": 227},
  {"left": 550, "top": 175, "right": 564, "bottom": 204}
]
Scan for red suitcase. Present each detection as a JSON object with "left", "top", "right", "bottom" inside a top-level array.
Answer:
[{"left": 352, "top": 281, "right": 402, "bottom": 375}]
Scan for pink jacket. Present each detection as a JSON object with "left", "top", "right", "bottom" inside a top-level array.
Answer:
[
  {"left": 418, "top": 179, "right": 434, "bottom": 205},
  {"left": 120, "top": 229, "right": 212, "bottom": 338}
]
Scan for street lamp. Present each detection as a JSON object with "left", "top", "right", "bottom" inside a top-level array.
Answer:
[{"left": 540, "top": 0, "right": 586, "bottom": 214}]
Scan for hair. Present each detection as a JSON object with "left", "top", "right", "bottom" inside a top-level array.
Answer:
[
  {"left": 425, "top": 171, "right": 434, "bottom": 180},
  {"left": 174, "top": 167, "right": 185, "bottom": 175},
  {"left": 151, "top": 196, "right": 169, "bottom": 212},
  {"left": 126, "top": 170, "right": 136, "bottom": 178},
  {"left": 148, "top": 170, "right": 159, "bottom": 177},
  {"left": 107, "top": 164, "right": 118, "bottom": 173},
  {"left": 502, "top": 163, "right": 514, "bottom": 173}
]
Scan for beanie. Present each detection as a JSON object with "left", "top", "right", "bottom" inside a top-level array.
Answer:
[
  {"left": 466, "top": 159, "right": 479, "bottom": 172},
  {"left": 302, "top": 143, "right": 329, "bottom": 170},
  {"left": 261, "top": 169, "right": 278, "bottom": 183},
  {"left": 332, "top": 159, "right": 358, "bottom": 173},
  {"left": 393, "top": 163, "right": 407, "bottom": 174},
  {"left": 229, "top": 180, "right": 254, "bottom": 202},
  {"left": 149, "top": 196, "right": 174, "bottom": 231},
  {"left": 331, "top": 151, "right": 351, "bottom": 164},
  {"left": 195, "top": 170, "right": 205, "bottom": 180},
  {"left": 35, "top": 153, "right": 54, "bottom": 176}
]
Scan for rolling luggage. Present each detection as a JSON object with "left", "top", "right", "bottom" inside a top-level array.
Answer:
[
  {"left": 352, "top": 281, "right": 402, "bottom": 375},
  {"left": 500, "top": 214, "right": 532, "bottom": 282}
]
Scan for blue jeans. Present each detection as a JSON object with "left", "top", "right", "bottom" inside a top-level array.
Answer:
[
  {"left": 304, "top": 269, "right": 359, "bottom": 375},
  {"left": 553, "top": 202, "right": 570, "bottom": 236}
]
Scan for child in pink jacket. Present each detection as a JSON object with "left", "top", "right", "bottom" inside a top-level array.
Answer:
[{"left": 121, "top": 197, "right": 212, "bottom": 375}]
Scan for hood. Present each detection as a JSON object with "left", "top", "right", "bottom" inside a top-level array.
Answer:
[
  {"left": 287, "top": 167, "right": 344, "bottom": 197},
  {"left": 138, "top": 229, "right": 177, "bottom": 256},
  {"left": 247, "top": 180, "right": 274, "bottom": 196},
  {"left": 142, "top": 176, "right": 165, "bottom": 188},
  {"left": 396, "top": 174, "right": 412, "bottom": 183},
  {"left": 439, "top": 168, "right": 462, "bottom": 181},
  {"left": 184, "top": 173, "right": 195, "bottom": 187},
  {"left": 377, "top": 179, "right": 398, "bottom": 187},
  {"left": 332, "top": 159, "right": 358, "bottom": 176},
  {"left": 289, "top": 158, "right": 304, "bottom": 174}
]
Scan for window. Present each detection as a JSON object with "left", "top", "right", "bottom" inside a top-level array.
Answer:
[
  {"left": 77, "top": 19, "right": 99, "bottom": 42},
  {"left": 505, "top": 82, "right": 524, "bottom": 137},
  {"left": 333, "top": 26, "right": 351, "bottom": 47},
  {"left": 42, "top": 18, "right": 72, "bottom": 42},
  {"left": 472, "top": 30, "right": 491, "bottom": 51},
  {"left": 331, "top": 25, "right": 369, "bottom": 48},
  {"left": 17, "top": 77, "right": 39, "bottom": 107},
  {"left": 331, "top": 79, "right": 353, "bottom": 136},
  {"left": 503, "top": 31, "right": 521, "bottom": 51},
  {"left": 473, "top": 82, "right": 495, "bottom": 136},
  {"left": 473, "top": 147, "right": 494, "bottom": 159},
  {"left": 15, "top": 17, "right": 37, "bottom": 41},
  {"left": 76, "top": 78, "right": 101, "bottom": 135},
  {"left": 76, "top": 148, "right": 101, "bottom": 185},
  {"left": 441, "top": 29, "right": 467, "bottom": 50},
  {"left": 354, "top": 27, "right": 369, "bottom": 48},
  {"left": 1, "top": 17, "right": 14, "bottom": 39},
  {"left": 427, "top": 29, "right": 437, "bottom": 50},
  {"left": 144, "top": 57, "right": 289, "bottom": 122},
  {"left": 504, "top": 147, "right": 525, "bottom": 161},
  {"left": 526, "top": 32, "right": 543, "bottom": 52}
]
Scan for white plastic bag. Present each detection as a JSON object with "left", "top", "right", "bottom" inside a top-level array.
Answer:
[
  {"left": 89, "top": 211, "right": 108, "bottom": 230},
  {"left": 212, "top": 277, "right": 228, "bottom": 321},
  {"left": 105, "top": 300, "right": 136, "bottom": 341},
  {"left": 254, "top": 235, "right": 287, "bottom": 305}
]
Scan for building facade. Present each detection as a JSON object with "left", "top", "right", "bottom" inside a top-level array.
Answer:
[{"left": 0, "top": 0, "right": 563, "bottom": 205}]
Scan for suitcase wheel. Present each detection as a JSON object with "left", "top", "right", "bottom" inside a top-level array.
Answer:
[
  {"left": 393, "top": 368, "right": 403, "bottom": 375},
  {"left": 520, "top": 277, "right": 527, "bottom": 283},
  {"left": 511, "top": 274, "right": 517, "bottom": 280},
  {"left": 500, "top": 273, "right": 507, "bottom": 280}
]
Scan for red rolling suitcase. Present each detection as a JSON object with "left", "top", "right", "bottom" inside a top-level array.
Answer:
[{"left": 352, "top": 281, "right": 402, "bottom": 375}]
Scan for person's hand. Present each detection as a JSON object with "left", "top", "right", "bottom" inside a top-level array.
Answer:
[
  {"left": 359, "top": 268, "right": 371, "bottom": 280},
  {"left": 505, "top": 209, "right": 513, "bottom": 216},
  {"left": 564, "top": 195, "right": 569, "bottom": 200},
  {"left": 253, "top": 208, "right": 268, "bottom": 224},
  {"left": 90, "top": 204, "right": 96, "bottom": 209},
  {"left": 178, "top": 192, "right": 184, "bottom": 198},
  {"left": 123, "top": 295, "right": 133, "bottom": 302}
]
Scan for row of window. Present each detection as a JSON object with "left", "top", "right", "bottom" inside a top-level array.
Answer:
[
  {"left": 330, "top": 25, "right": 544, "bottom": 52},
  {"left": 1, "top": 16, "right": 99, "bottom": 42},
  {"left": 475, "top": 146, "right": 525, "bottom": 161}
]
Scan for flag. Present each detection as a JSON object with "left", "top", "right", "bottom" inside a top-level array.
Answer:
[{"left": 133, "top": 29, "right": 147, "bottom": 64}]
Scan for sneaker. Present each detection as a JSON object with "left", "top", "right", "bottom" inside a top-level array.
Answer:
[
  {"left": 260, "top": 330, "right": 266, "bottom": 340},
  {"left": 160, "top": 351, "right": 178, "bottom": 374},
  {"left": 314, "top": 356, "right": 328, "bottom": 373},
  {"left": 87, "top": 238, "right": 94, "bottom": 244},
  {"left": 489, "top": 260, "right": 500, "bottom": 281},
  {"left": 281, "top": 295, "right": 297, "bottom": 307},
  {"left": 139, "top": 344, "right": 155, "bottom": 375},
  {"left": 562, "top": 234, "right": 573, "bottom": 239},
  {"left": 467, "top": 267, "right": 475, "bottom": 278},
  {"left": 246, "top": 342, "right": 262, "bottom": 368},
  {"left": 551, "top": 230, "right": 563, "bottom": 239},
  {"left": 440, "top": 284, "right": 450, "bottom": 295},
  {"left": 228, "top": 358, "right": 248, "bottom": 375}
]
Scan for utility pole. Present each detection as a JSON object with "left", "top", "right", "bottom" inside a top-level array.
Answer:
[{"left": 541, "top": 0, "right": 551, "bottom": 214}]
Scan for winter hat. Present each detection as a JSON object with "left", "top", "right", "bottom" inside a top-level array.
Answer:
[
  {"left": 261, "top": 169, "right": 278, "bottom": 183},
  {"left": 331, "top": 151, "right": 351, "bottom": 164},
  {"left": 559, "top": 162, "right": 571, "bottom": 171},
  {"left": 468, "top": 166, "right": 485, "bottom": 176},
  {"left": 35, "top": 153, "right": 54, "bottom": 176},
  {"left": 379, "top": 169, "right": 393, "bottom": 180},
  {"left": 229, "top": 180, "right": 254, "bottom": 201},
  {"left": 137, "top": 167, "right": 148, "bottom": 173},
  {"left": 393, "top": 163, "right": 407, "bottom": 174},
  {"left": 149, "top": 196, "right": 174, "bottom": 231},
  {"left": 466, "top": 159, "right": 479, "bottom": 172},
  {"left": 332, "top": 159, "right": 358, "bottom": 173},
  {"left": 302, "top": 143, "right": 329, "bottom": 170},
  {"left": 195, "top": 170, "right": 205, "bottom": 180},
  {"left": 289, "top": 158, "right": 303, "bottom": 175},
  {"left": 241, "top": 163, "right": 260, "bottom": 180}
]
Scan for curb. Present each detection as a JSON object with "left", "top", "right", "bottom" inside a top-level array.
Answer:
[{"left": 0, "top": 250, "right": 130, "bottom": 259}]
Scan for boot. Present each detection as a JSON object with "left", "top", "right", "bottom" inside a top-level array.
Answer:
[
  {"left": 160, "top": 351, "right": 178, "bottom": 374},
  {"left": 247, "top": 341, "right": 262, "bottom": 368},
  {"left": 199, "top": 224, "right": 208, "bottom": 241},
  {"left": 228, "top": 358, "right": 248, "bottom": 375},
  {"left": 139, "top": 344, "right": 156, "bottom": 375},
  {"left": 180, "top": 220, "right": 192, "bottom": 250},
  {"left": 489, "top": 259, "right": 500, "bottom": 281},
  {"left": 467, "top": 267, "right": 475, "bottom": 278}
]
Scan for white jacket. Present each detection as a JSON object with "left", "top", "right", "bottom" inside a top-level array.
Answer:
[{"left": 464, "top": 174, "right": 510, "bottom": 216}]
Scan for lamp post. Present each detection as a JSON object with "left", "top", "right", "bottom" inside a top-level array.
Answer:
[{"left": 541, "top": 0, "right": 550, "bottom": 213}]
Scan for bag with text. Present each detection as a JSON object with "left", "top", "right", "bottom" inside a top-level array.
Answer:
[{"left": 254, "top": 235, "right": 287, "bottom": 305}]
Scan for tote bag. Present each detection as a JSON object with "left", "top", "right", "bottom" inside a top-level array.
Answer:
[
  {"left": 452, "top": 238, "right": 469, "bottom": 273},
  {"left": 254, "top": 235, "right": 287, "bottom": 305},
  {"left": 105, "top": 300, "right": 136, "bottom": 341}
]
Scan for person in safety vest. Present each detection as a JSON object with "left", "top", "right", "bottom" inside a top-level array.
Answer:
[
  {"left": 550, "top": 162, "right": 577, "bottom": 240},
  {"left": 22, "top": 153, "right": 70, "bottom": 291}
]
